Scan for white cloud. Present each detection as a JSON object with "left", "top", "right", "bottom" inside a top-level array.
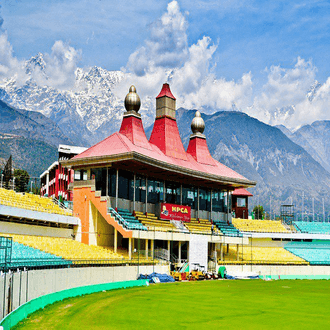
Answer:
[
  {"left": 0, "top": 32, "right": 26, "bottom": 84},
  {"left": 122, "top": 0, "right": 330, "bottom": 131},
  {"left": 122, "top": 1, "right": 252, "bottom": 114},
  {"left": 127, "top": 0, "right": 188, "bottom": 76},
  {"left": 1, "top": 0, "right": 330, "bottom": 131},
  {"left": 32, "top": 40, "right": 81, "bottom": 90},
  {"left": 246, "top": 58, "right": 330, "bottom": 129},
  {"left": 0, "top": 23, "right": 80, "bottom": 90}
]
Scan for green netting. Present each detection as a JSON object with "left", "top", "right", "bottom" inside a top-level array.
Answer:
[{"left": 0, "top": 279, "right": 149, "bottom": 330}]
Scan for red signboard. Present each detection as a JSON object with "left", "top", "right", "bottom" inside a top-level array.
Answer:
[{"left": 160, "top": 203, "right": 191, "bottom": 222}]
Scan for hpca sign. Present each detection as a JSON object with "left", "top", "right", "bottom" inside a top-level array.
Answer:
[{"left": 160, "top": 203, "right": 191, "bottom": 222}]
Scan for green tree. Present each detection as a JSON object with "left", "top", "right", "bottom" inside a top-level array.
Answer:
[
  {"left": 253, "top": 205, "right": 264, "bottom": 220},
  {"left": 13, "top": 169, "right": 30, "bottom": 192}
]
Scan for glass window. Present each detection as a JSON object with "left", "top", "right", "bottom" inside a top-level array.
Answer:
[
  {"left": 165, "top": 181, "right": 181, "bottom": 204},
  {"left": 237, "top": 197, "right": 246, "bottom": 207},
  {"left": 148, "top": 180, "right": 164, "bottom": 204},
  {"left": 118, "top": 170, "right": 134, "bottom": 200},
  {"left": 91, "top": 168, "right": 106, "bottom": 196},
  {"left": 74, "top": 171, "right": 80, "bottom": 180},
  {"left": 182, "top": 185, "right": 197, "bottom": 209},
  {"left": 108, "top": 168, "right": 116, "bottom": 197},
  {"left": 212, "top": 190, "right": 224, "bottom": 212},
  {"left": 136, "top": 176, "right": 146, "bottom": 203},
  {"left": 223, "top": 191, "right": 232, "bottom": 213},
  {"left": 199, "top": 188, "right": 211, "bottom": 211},
  {"left": 74, "top": 170, "right": 87, "bottom": 181}
]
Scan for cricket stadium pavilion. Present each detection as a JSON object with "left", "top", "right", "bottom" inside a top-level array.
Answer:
[{"left": 61, "top": 83, "right": 256, "bottom": 271}]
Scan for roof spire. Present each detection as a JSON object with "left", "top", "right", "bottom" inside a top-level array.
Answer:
[
  {"left": 124, "top": 85, "right": 141, "bottom": 115},
  {"left": 155, "top": 83, "right": 176, "bottom": 120},
  {"left": 191, "top": 110, "right": 206, "bottom": 139}
]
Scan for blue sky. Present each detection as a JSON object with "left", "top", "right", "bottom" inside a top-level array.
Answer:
[
  {"left": 2, "top": 0, "right": 330, "bottom": 82},
  {"left": 1, "top": 0, "right": 330, "bottom": 129}
]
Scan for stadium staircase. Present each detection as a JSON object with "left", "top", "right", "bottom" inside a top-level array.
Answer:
[
  {"left": 179, "top": 262, "right": 189, "bottom": 273},
  {"left": 110, "top": 208, "right": 147, "bottom": 231},
  {"left": 73, "top": 186, "right": 136, "bottom": 238},
  {"left": 213, "top": 220, "right": 242, "bottom": 237}
]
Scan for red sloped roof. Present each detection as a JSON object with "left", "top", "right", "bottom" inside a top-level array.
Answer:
[
  {"left": 186, "top": 136, "right": 215, "bottom": 166},
  {"left": 119, "top": 115, "right": 153, "bottom": 150},
  {"left": 156, "top": 83, "right": 176, "bottom": 100},
  {"left": 232, "top": 188, "right": 253, "bottom": 196},
  {"left": 149, "top": 117, "right": 187, "bottom": 161},
  {"left": 73, "top": 121, "right": 247, "bottom": 181}
]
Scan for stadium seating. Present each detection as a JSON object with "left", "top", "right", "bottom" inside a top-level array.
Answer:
[
  {"left": 219, "top": 245, "right": 308, "bottom": 265},
  {"left": 213, "top": 220, "right": 241, "bottom": 236},
  {"left": 232, "top": 218, "right": 290, "bottom": 233},
  {"left": 0, "top": 188, "right": 72, "bottom": 216},
  {"left": 135, "top": 212, "right": 177, "bottom": 232},
  {"left": 184, "top": 218, "right": 220, "bottom": 235},
  {"left": 285, "top": 241, "right": 330, "bottom": 265},
  {"left": 0, "top": 236, "right": 71, "bottom": 268},
  {"left": 4, "top": 234, "right": 125, "bottom": 262},
  {"left": 293, "top": 221, "right": 330, "bottom": 234}
]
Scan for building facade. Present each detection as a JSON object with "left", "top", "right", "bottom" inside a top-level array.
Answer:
[
  {"left": 62, "top": 84, "right": 256, "bottom": 269},
  {"left": 40, "top": 145, "right": 87, "bottom": 201}
]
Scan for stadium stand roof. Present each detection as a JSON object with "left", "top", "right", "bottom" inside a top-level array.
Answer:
[{"left": 63, "top": 84, "right": 256, "bottom": 189}]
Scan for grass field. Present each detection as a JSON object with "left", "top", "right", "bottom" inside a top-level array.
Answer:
[{"left": 13, "top": 280, "right": 330, "bottom": 330}]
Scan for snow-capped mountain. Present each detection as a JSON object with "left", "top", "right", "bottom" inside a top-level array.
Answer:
[
  {"left": 0, "top": 53, "right": 155, "bottom": 147},
  {"left": 168, "top": 109, "right": 330, "bottom": 214},
  {"left": 278, "top": 121, "right": 330, "bottom": 173}
]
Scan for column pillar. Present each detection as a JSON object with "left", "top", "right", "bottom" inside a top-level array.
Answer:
[
  {"left": 180, "top": 185, "right": 183, "bottom": 204},
  {"left": 168, "top": 240, "right": 171, "bottom": 261},
  {"left": 46, "top": 171, "right": 49, "bottom": 196},
  {"left": 163, "top": 181, "right": 166, "bottom": 202},
  {"left": 178, "top": 241, "right": 182, "bottom": 264},
  {"left": 210, "top": 189, "right": 213, "bottom": 221},
  {"left": 227, "top": 190, "right": 230, "bottom": 223},
  {"left": 220, "top": 243, "right": 223, "bottom": 261},
  {"left": 106, "top": 168, "right": 109, "bottom": 197},
  {"left": 129, "top": 237, "right": 132, "bottom": 260},
  {"left": 115, "top": 169, "right": 119, "bottom": 209},
  {"left": 133, "top": 173, "right": 136, "bottom": 212},
  {"left": 236, "top": 244, "right": 239, "bottom": 261},
  {"left": 197, "top": 187, "right": 200, "bottom": 220},
  {"left": 151, "top": 239, "right": 154, "bottom": 260},
  {"left": 145, "top": 177, "right": 148, "bottom": 214},
  {"left": 114, "top": 229, "right": 117, "bottom": 253},
  {"left": 146, "top": 239, "right": 149, "bottom": 259}
]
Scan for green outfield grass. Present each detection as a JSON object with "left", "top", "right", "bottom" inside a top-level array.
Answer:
[{"left": 13, "top": 280, "right": 330, "bottom": 330}]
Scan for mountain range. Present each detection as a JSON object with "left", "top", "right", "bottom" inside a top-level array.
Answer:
[{"left": 1, "top": 54, "right": 330, "bottom": 215}]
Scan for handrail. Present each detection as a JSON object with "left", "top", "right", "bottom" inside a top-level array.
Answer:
[
  {"left": 52, "top": 197, "right": 71, "bottom": 211},
  {"left": 108, "top": 208, "right": 147, "bottom": 231}
]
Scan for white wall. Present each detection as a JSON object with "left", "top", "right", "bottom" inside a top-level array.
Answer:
[
  {"left": 0, "top": 221, "right": 73, "bottom": 238},
  {"left": 224, "top": 265, "right": 330, "bottom": 276},
  {"left": 189, "top": 234, "right": 208, "bottom": 271},
  {"left": 0, "top": 264, "right": 169, "bottom": 320}
]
